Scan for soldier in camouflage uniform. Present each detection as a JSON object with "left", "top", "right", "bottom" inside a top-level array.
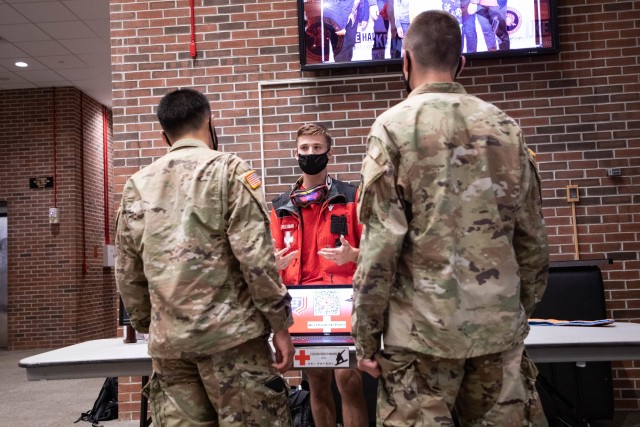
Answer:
[
  {"left": 352, "top": 10, "right": 549, "bottom": 427},
  {"left": 115, "top": 88, "right": 294, "bottom": 427}
]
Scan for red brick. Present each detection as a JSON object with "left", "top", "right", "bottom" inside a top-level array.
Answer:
[
  {"left": 0, "top": 88, "right": 117, "bottom": 350},
  {"left": 106, "top": 0, "right": 640, "bottom": 418}
]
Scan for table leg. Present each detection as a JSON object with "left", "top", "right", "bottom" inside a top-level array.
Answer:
[{"left": 573, "top": 364, "right": 587, "bottom": 427}]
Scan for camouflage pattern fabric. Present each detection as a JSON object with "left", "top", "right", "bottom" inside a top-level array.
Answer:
[
  {"left": 116, "top": 138, "right": 292, "bottom": 358},
  {"left": 353, "top": 81, "right": 549, "bottom": 361},
  {"left": 143, "top": 337, "right": 291, "bottom": 427},
  {"left": 375, "top": 343, "right": 547, "bottom": 426},
  {"left": 474, "top": 344, "right": 548, "bottom": 426}
]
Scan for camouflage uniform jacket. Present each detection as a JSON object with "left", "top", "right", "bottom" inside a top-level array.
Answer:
[
  {"left": 353, "top": 82, "right": 549, "bottom": 360},
  {"left": 116, "top": 138, "right": 292, "bottom": 358}
]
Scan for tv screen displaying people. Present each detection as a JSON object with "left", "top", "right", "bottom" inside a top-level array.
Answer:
[{"left": 299, "top": 0, "right": 556, "bottom": 69}]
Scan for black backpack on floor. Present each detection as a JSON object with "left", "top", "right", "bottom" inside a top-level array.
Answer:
[
  {"left": 289, "top": 380, "right": 314, "bottom": 427},
  {"left": 75, "top": 377, "right": 118, "bottom": 426}
]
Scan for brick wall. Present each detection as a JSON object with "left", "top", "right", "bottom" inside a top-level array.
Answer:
[
  {"left": 0, "top": 87, "right": 117, "bottom": 349},
  {"left": 109, "top": 0, "right": 640, "bottom": 418}
]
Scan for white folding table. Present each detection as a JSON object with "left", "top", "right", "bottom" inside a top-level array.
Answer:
[{"left": 19, "top": 323, "right": 640, "bottom": 426}]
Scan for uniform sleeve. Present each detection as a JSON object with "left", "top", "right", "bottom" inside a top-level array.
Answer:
[
  {"left": 352, "top": 133, "right": 407, "bottom": 360},
  {"left": 227, "top": 162, "right": 293, "bottom": 331},
  {"left": 353, "top": 188, "right": 364, "bottom": 247},
  {"left": 115, "top": 187, "right": 151, "bottom": 333},
  {"left": 514, "top": 143, "right": 549, "bottom": 317}
]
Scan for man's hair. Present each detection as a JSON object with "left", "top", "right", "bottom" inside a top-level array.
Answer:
[
  {"left": 404, "top": 10, "right": 462, "bottom": 73},
  {"left": 296, "top": 123, "right": 332, "bottom": 149},
  {"left": 156, "top": 88, "right": 211, "bottom": 140}
]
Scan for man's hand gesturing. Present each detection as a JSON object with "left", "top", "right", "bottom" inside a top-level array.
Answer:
[
  {"left": 273, "top": 239, "right": 298, "bottom": 271},
  {"left": 317, "top": 235, "right": 358, "bottom": 265}
]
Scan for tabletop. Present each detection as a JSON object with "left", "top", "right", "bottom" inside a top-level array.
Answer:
[{"left": 19, "top": 322, "right": 640, "bottom": 380}]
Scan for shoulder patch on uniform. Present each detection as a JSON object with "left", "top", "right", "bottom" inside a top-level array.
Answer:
[{"left": 243, "top": 170, "right": 261, "bottom": 190}]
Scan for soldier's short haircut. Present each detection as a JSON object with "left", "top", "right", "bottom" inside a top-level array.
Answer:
[
  {"left": 157, "top": 88, "right": 211, "bottom": 140},
  {"left": 404, "top": 10, "right": 461, "bottom": 73},
  {"left": 296, "top": 123, "right": 332, "bottom": 149}
]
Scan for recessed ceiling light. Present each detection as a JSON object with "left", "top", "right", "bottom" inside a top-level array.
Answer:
[{"left": 15, "top": 61, "right": 28, "bottom": 68}]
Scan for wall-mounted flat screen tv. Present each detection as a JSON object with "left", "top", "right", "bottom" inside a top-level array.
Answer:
[{"left": 298, "top": 0, "right": 558, "bottom": 70}]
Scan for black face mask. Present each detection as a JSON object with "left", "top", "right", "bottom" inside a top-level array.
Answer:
[
  {"left": 209, "top": 120, "right": 219, "bottom": 151},
  {"left": 298, "top": 149, "right": 329, "bottom": 175},
  {"left": 455, "top": 57, "right": 463, "bottom": 80},
  {"left": 402, "top": 51, "right": 412, "bottom": 94},
  {"left": 162, "top": 131, "right": 172, "bottom": 147}
]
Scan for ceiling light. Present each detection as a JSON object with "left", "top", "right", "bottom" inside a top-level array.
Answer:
[{"left": 15, "top": 61, "right": 28, "bottom": 68}]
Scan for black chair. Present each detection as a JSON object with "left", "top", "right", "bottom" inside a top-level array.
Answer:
[{"left": 532, "top": 265, "right": 614, "bottom": 427}]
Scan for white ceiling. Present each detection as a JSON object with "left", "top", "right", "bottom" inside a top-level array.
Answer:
[{"left": 0, "top": 0, "right": 112, "bottom": 107}]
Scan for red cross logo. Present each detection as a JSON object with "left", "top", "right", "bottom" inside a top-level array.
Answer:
[{"left": 295, "top": 350, "right": 311, "bottom": 366}]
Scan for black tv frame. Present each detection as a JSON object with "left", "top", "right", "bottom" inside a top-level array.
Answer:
[{"left": 298, "top": 0, "right": 559, "bottom": 71}]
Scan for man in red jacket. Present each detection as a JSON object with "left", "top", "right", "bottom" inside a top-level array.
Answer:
[{"left": 270, "top": 123, "right": 368, "bottom": 427}]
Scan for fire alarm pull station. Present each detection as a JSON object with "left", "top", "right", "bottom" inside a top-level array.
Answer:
[{"left": 49, "top": 207, "right": 60, "bottom": 224}]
